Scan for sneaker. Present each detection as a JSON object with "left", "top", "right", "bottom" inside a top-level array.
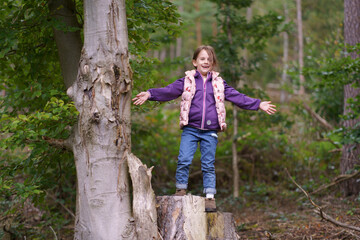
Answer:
[
  {"left": 173, "top": 189, "right": 186, "bottom": 196},
  {"left": 205, "top": 198, "right": 217, "bottom": 212}
]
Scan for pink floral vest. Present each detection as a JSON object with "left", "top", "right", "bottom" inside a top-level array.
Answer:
[{"left": 179, "top": 70, "right": 227, "bottom": 131}]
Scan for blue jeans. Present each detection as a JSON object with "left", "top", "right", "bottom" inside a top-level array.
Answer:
[{"left": 175, "top": 127, "right": 218, "bottom": 194}]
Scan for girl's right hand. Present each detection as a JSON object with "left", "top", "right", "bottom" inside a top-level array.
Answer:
[{"left": 132, "top": 91, "right": 150, "bottom": 105}]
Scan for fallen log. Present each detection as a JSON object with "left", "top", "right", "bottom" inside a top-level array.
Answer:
[{"left": 156, "top": 195, "right": 239, "bottom": 240}]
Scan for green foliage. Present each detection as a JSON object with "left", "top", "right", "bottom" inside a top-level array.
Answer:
[
  {"left": 0, "top": 3, "right": 77, "bottom": 232},
  {"left": 127, "top": 0, "right": 181, "bottom": 53},
  {"left": 128, "top": 0, "right": 182, "bottom": 103},
  {"left": 306, "top": 43, "right": 360, "bottom": 145},
  {"left": 1, "top": 96, "right": 77, "bottom": 149},
  {"left": 208, "top": 0, "right": 283, "bottom": 84},
  {"left": 132, "top": 106, "right": 181, "bottom": 195}
]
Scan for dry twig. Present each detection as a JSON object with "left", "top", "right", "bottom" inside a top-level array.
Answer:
[
  {"left": 327, "top": 230, "right": 345, "bottom": 239},
  {"left": 285, "top": 168, "right": 360, "bottom": 233},
  {"left": 49, "top": 226, "right": 58, "bottom": 240}
]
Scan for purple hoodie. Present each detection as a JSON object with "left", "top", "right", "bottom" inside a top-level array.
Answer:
[{"left": 148, "top": 71, "right": 261, "bottom": 131}]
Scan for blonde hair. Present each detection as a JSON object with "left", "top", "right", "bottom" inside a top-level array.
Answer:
[{"left": 192, "top": 45, "right": 218, "bottom": 68}]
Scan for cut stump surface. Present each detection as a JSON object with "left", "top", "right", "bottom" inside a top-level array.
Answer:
[{"left": 156, "top": 195, "right": 239, "bottom": 240}]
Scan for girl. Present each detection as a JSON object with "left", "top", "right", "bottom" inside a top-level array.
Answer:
[{"left": 133, "top": 45, "right": 276, "bottom": 212}]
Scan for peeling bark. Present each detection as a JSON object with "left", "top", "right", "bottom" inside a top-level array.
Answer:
[{"left": 127, "top": 153, "right": 159, "bottom": 239}]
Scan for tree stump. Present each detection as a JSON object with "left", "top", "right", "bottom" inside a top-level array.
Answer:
[
  {"left": 156, "top": 195, "right": 239, "bottom": 240},
  {"left": 127, "top": 153, "right": 159, "bottom": 239}
]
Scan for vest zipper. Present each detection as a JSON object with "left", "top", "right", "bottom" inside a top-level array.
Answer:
[{"left": 201, "top": 76, "right": 207, "bottom": 129}]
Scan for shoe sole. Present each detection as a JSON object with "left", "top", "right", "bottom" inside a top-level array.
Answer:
[{"left": 205, "top": 208, "right": 217, "bottom": 212}]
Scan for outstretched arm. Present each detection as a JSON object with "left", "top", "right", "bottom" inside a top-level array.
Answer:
[
  {"left": 132, "top": 77, "right": 185, "bottom": 105},
  {"left": 132, "top": 91, "right": 150, "bottom": 105},
  {"left": 259, "top": 101, "right": 277, "bottom": 115}
]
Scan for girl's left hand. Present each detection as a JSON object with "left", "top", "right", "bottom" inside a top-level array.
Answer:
[{"left": 259, "top": 101, "right": 277, "bottom": 115}]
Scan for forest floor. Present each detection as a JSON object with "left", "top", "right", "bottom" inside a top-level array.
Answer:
[{"left": 225, "top": 194, "right": 360, "bottom": 240}]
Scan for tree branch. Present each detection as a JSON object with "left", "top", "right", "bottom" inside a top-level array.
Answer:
[
  {"left": 285, "top": 168, "right": 360, "bottom": 233},
  {"left": 303, "top": 103, "right": 334, "bottom": 130},
  {"left": 42, "top": 136, "right": 73, "bottom": 151},
  {"left": 45, "top": 190, "right": 75, "bottom": 219},
  {"left": 310, "top": 171, "right": 360, "bottom": 195}
]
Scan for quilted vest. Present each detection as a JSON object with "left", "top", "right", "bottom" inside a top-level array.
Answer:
[{"left": 179, "top": 70, "right": 227, "bottom": 131}]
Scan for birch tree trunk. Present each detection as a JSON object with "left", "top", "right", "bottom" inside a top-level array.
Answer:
[
  {"left": 66, "top": 0, "right": 133, "bottom": 239},
  {"left": 296, "top": 0, "right": 305, "bottom": 95},
  {"left": 342, "top": 0, "right": 360, "bottom": 196}
]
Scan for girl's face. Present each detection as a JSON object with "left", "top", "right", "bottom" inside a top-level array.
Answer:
[{"left": 192, "top": 49, "right": 213, "bottom": 77}]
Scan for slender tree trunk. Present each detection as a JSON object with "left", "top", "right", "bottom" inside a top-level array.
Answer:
[
  {"left": 242, "top": 7, "right": 252, "bottom": 74},
  {"left": 230, "top": 7, "right": 252, "bottom": 198},
  {"left": 176, "top": 38, "right": 182, "bottom": 57},
  {"left": 48, "top": 0, "right": 82, "bottom": 88},
  {"left": 212, "top": 2, "right": 218, "bottom": 39},
  {"left": 281, "top": 0, "right": 289, "bottom": 103},
  {"left": 231, "top": 107, "right": 239, "bottom": 198},
  {"left": 225, "top": 9, "right": 239, "bottom": 198},
  {"left": 67, "top": 0, "right": 133, "bottom": 239},
  {"left": 195, "top": 0, "right": 202, "bottom": 46},
  {"left": 296, "top": 0, "right": 305, "bottom": 95},
  {"left": 341, "top": 0, "right": 360, "bottom": 196},
  {"left": 153, "top": 50, "right": 160, "bottom": 59},
  {"left": 212, "top": 21, "right": 217, "bottom": 38},
  {"left": 160, "top": 48, "right": 167, "bottom": 62},
  {"left": 175, "top": 5, "right": 183, "bottom": 76},
  {"left": 176, "top": 5, "right": 183, "bottom": 58},
  {"left": 170, "top": 44, "right": 175, "bottom": 60}
]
